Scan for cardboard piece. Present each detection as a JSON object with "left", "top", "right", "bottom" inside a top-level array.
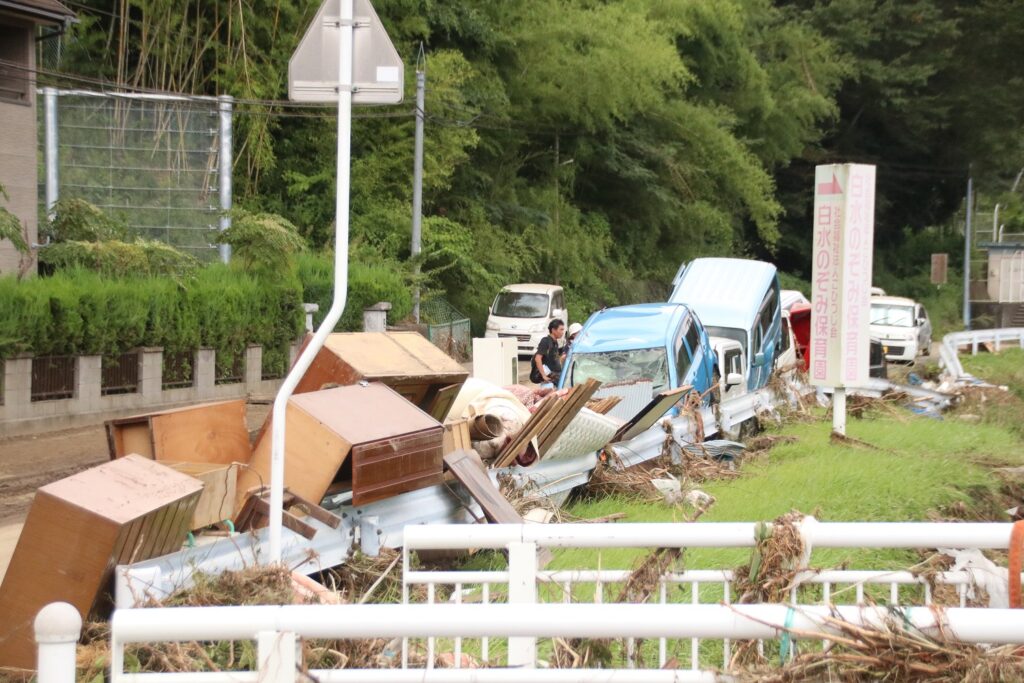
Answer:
[
  {"left": 0, "top": 455, "right": 202, "bottom": 670},
  {"left": 105, "top": 399, "right": 250, "bottom": 466},
  {"left": 239, "top": 383, "right": 444, "bottom": 510}
]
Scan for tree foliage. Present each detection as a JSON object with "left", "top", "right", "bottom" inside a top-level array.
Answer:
[{"left": 215, "top": 210, "right": 307, "bottom": 274}]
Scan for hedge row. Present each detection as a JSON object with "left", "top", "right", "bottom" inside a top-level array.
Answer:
[{"left": 0, "top": 254, "right": 413, "bottom": 376}]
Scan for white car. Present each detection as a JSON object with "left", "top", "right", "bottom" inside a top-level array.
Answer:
[
  {"left": 869, "top": 296, "right": 932, "bottom": 362},
  {"left": 484, "top": 283, "right": 568, "bottom": 356}
]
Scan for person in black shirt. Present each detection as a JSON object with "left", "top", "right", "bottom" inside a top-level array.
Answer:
[{"left": 530, "top": 319, "right": 565, "bottom": 385}]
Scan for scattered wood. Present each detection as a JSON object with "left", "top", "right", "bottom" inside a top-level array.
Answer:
[
  {"left": 426, "top": 383, "right": 462, "bottom": 422},
  {"left": 586, "top": 395, "right": 623, "bottom": 415},
  {"left": 442, "top": 417, "right": 472, "bottom": 456},
  {"left": 493, "top": 392, "right": 561, "bottom": 468},
  {"left": 444, "top": 450, "right": 521, "bottom": 524},
  {"left": 104, "top": 399, "right": 250, "bottom": 465},
  {"left": 0, "top": 456, "right": 202, "bottom": 670},
  {"left": 233, "top": 486, "right": 341, "bottom": 540}
]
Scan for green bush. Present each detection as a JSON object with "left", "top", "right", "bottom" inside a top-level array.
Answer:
[
  {"left": 44, "top": 198, "right": 128, "bottom": 243},
  {"left": 296, "top": 252, "right": 412, "bottom": 332},
  {"left": 39, "top": 240, "right": 199, "bottom": 279},
  {"left": 0, "top": 267, "right": 304, "bottom": 374},
  {"left": 215, "top": 210, "right": 306, "bottom": 274}
]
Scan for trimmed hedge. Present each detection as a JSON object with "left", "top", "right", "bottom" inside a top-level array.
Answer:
[
  {"left": 0, "top": 254, "right": 414, "bottom": 374},
  {"left": 0, "top": 266, "right": 304, "bottom": 377}
]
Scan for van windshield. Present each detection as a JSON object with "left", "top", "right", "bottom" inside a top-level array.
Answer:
[
  {"left": 871, "top": 304, "right": 914, "bottom": 327},
  {"left": 569, "top": 347, "right": 669, "bottom": 393},
  {"left": 706, "top": 326, "right": 747, "bottom": 356},
  {"left": 492, "top": 291, "right": 550, "bottom": 318}
]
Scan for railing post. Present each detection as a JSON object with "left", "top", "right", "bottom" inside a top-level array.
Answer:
[
  {"left": 507, "top": 540, "right": 537, "bottom": 667},
  {"left": 34, "top": 602, "right": 81, "bottom": 683},
  {"left": 257, "top": 630, "right": 296, "bottom": 683}
]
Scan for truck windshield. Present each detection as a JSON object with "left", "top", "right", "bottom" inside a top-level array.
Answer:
[
  {"left": 870, "top": 304, "right": 914, "bottom": 327},
  {"left": 569, "top": 347, "right": 669, "bottom": 393},
  {"left": 492, "top": 292, "right": 550, "bottom": 318},
  {"left": 706, "top": 326, "right": 746, "bottom": 356}
]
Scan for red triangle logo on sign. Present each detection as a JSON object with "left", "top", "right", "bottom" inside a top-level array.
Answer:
[{"left": 817, "top": 173, "right": 843, "bottom": 195}]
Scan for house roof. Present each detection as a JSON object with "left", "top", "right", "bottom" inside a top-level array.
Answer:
[{"left": 0, "top": 0, "right": 75, "bottom": 24}]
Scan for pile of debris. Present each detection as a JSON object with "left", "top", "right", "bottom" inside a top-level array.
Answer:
[{"left": 0, "top": 331, "right": 701, "bottom": 671}]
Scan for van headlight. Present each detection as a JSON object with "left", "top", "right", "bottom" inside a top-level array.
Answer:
[
  {"left": 531, "top": 323, "right": 546, "bottom": 333},
  {"left": 486, "top": 320, "right": 498, "bottom": 330}
]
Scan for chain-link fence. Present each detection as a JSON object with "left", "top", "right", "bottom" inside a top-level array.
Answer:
[
  {"left": 38, "top": 89, "right": 231, "bottom": 261},
  {"left": 420, "top": 297, "right": 471, "bottom": 361}
]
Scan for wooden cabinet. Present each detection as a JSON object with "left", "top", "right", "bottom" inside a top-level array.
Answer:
[
  {"left": 239, "top": 383, "right": 443, "bottom": 511},
  {"left": 0, "top": 456, "right": 202, "bottom": 670}
]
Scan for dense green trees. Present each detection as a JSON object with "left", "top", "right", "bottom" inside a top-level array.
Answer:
[{"left": 49, "top": 0, "right": 1024, "bottom": 328}]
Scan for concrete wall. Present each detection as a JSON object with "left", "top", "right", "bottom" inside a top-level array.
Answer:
[
  {"left": 0, "top": 17, "right": 37, "bottom": 276},
  {"left": 0, "top": 344, "right": 299, "bottom": 437}
]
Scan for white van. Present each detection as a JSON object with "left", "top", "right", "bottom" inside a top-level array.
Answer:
[
  {"left": 869, "top": 296, "right": 932, "bottom": 362},
  {"left": 484, "top": 284, "right": 568, "bottom": 356}
]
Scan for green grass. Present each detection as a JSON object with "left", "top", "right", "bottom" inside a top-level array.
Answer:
[
  {"left": 962, "top": 348, "right": 1024, "bottom": 398},
  {"left": 558, "top": 409, "right": 1022, "bottom": 574}
]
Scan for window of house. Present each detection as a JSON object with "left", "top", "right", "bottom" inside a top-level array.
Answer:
[{"left": 0, "top": 23, "right": 31, "bottom": 104}]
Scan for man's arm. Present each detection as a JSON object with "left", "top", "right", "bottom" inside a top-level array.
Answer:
[{"left": 534, "top": 352, "right": 548, "bottom": 382}]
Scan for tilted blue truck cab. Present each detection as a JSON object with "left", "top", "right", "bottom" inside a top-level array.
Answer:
[
  {"left": 669, "top": 258, "right": 781, "bottom": 391},
  {"left": 557, "top": 303, "right": 717, "bottom": 405}
]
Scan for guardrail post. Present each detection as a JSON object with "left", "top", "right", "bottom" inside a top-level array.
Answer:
[
  {"left": 35, "top": 602, "right": 81, "bottom": 683},
  {"left": 507, "top": 540, "right": 537, "bottom": 667},
  {"left": 257, "top": 630, "right": 296, "bottom": 683}
]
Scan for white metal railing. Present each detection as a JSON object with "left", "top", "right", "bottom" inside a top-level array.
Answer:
[{"left": 939, "top": 327, "right": 1024, "bottom": 381}]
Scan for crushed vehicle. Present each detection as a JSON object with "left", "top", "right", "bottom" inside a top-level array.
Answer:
[
  {"left": 869, "top": 295, "right": 932, "bottom": 362},
  {"left": 558, "top": 302, "right": 717, "bottom": 406},
  {"left": 789, "top": 302, "right": 887, "bottom": 379},
  {"left": 669, "top": 258, "right": 782, "bottom": 391},
  {"left": 484, "top": 283, "right": 568, "bottom": 356}
]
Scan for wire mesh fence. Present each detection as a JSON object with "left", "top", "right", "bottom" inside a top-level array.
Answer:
[
  {"left": 420, "top": 298, "right": 471, "bottom": 361},
  {"left": 38, "top": 89, "right": 229, "bottom": 260}
]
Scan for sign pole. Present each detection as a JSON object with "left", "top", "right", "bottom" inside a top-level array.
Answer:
[
  {"left": 269, "top": 0, "right": 355, "bottom": 563},
  {"left": 833, "top": 387, "right": 846, "bottom": 436}
]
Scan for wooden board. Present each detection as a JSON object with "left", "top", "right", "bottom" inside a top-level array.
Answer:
[
  {"left": 494, "top": 393, "right": 562, "bottom": 468},
  {"left": 167, "top": 462, "right": 238, "bottom": 530},
  {"left": 444, "top": 450, "right": 522, "bottom": 524},
  {"left": 0, "top": 456, "right": 201, "bottom": 670},
  {"left": 611, "top": 386, "right": 690, "bottom": 443},
  {"left": 537, "top": 380, "right": 601, "bottom": 456},
  {"left": 443, "top": 418, "right": 472, "bottom": 455},
  {"left": 105, "top": 399, "right": 250, "bottom": 466},
  {"left": 426, "top": 383, "right": 462, "bottom": 422}
]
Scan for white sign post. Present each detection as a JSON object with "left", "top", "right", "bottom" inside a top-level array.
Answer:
[
  {"left": 268, "top": 0, "right": 402, "bottom": 563},
  {"left": 809, "top": 164, "right": 876, "bottom": 436}
]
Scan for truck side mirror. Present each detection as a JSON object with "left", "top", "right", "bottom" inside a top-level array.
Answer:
[
  {"left": 726, "top": 373, "right": 743, "bottom": 387},
  {"left": 752, "top": 352, "right": 766, "bottom": 367}
]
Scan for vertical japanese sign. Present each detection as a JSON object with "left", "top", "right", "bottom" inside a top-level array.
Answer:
[{"left": 810, "top": 164, "right": 876, "bottom": 388}]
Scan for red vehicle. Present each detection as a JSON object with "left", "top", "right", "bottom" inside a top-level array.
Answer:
[{"left": 787, "top": 302, "right": 886, "bottom": 378}]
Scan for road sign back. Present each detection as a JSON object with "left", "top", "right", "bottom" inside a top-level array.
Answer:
[{"left": 289, "top": 0, "right": 404, "bottom": 104}]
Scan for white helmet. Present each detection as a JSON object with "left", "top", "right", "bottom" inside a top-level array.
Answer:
[{"left": 568, "top": 322, "right": 584, "bottom": 337}]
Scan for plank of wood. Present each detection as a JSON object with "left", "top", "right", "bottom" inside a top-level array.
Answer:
[
  {"left": 443, "top": 418, "right": 472, "bottom": 455},
  {"left": 494, "top": 394, "right": 562, "bottom": 468},
  {"left": 149, "top": 400, "right": 250, "bottom": 465},
  {"left": 167, "top": 463, "right": 238, "bottom": 530},
  {"left": 611, "top": 385, "right": 691, "bottom": 443},
  {"left": 444, "top": 450, "right": 521, "bottom": 524},
  {"left": 538, "top": 380, "right": 602, "bottom": 456},
  {"left": 426, "top": 383, "right": 462, "bottom": 422}
]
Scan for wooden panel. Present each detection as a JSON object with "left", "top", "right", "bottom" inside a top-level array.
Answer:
[
  {"left": 443, "top": 418, "right": 472, "bottom": 456},
  {"left": 168, "top": 463, "right": 238, "bottom": 530},
  {"left": 0, "top": 456, "right": 201, "bottom": 670},
  {"left": 351, "top": 429, "right": 444, "bottom": 506},
  {"left": 149, "top": 400, "right": 250, "bottom": 465},
  {"left": 444, "top": 450, "right": 521, "bottom": 524},
  {"left": 611, "top": 386, "right": 690, "bottom": 443},
  {"left": 106, "top": 400, "right": 250, "bottom": 466},
  {"left": 238, "top": 400, "right": 351, "bottom": 512},
  {"left": 426, "top": 383, "right": 462, "bottom": 422}
]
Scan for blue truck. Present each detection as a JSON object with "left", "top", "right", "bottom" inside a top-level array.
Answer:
[
  {"left": 557, "top": 302, "right": 717, "bottom": 404},
  {"left": 669, "top": 258, "right": 781, "bottom": 391}
]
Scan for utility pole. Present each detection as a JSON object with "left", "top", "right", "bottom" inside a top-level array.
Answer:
[
  {"left": 553, "top": 132, "right": 560, "bottom": 285},
  {"left": 963, "top": 174, "right": 973, "bottom": 330},
  {"left": 411, "top": 45, "right": 425, "bottom": 323}
]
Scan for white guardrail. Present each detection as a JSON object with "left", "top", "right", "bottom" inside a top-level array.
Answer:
[
  {"left": 939, "top": 327, "right": 1024, "bottom": 382},
  {"left": 37, "top": 521, "right": 1024, "bottom": 682}
]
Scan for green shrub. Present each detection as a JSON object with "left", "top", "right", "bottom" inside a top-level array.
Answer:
[
  {"left": 296, "top": 252, "right": 412, "bottom": 332},
  {"left": 216, "top": 210, "right": 306, "bottom": 274},
  {"left": 44, "top": 198, "right": 128, "bottom": 243},
  {"left": 39, "top": 240, "right": 199, "bottom": 279}
]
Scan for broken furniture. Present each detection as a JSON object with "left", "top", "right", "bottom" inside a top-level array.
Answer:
[
  {"left": 443, "top": 417, "right": 473, "bottom": 456},
  {"left": 610, "top": 385, "right": 690, "bottom": 443},
  {"left": 104, "top": 399, "right": 250, "bottom": 465},
  {"left": 284, "top": 331, "right": 468, "bottom": 410},
  {"left": 444, "top": 450, "right": 522, "bottom": 525},
  {"left": 0, "top": 455, "right": 202, "bottom": 670},
  {"left": 239, "top": 382, "right": 444, "bottom": 511},
  {"left": 494, "top": 379, "right": 602, "bottom": 467},
  {"left": 234, "top": 486, "right": 341, "bottom": 539},
  {"left": 167, "top": 462, "right": 238, "bottom": 530}
]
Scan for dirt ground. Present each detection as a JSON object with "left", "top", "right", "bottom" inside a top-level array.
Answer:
[{"left": 0, "top": 403, "right": 272, "bottom": 581}]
